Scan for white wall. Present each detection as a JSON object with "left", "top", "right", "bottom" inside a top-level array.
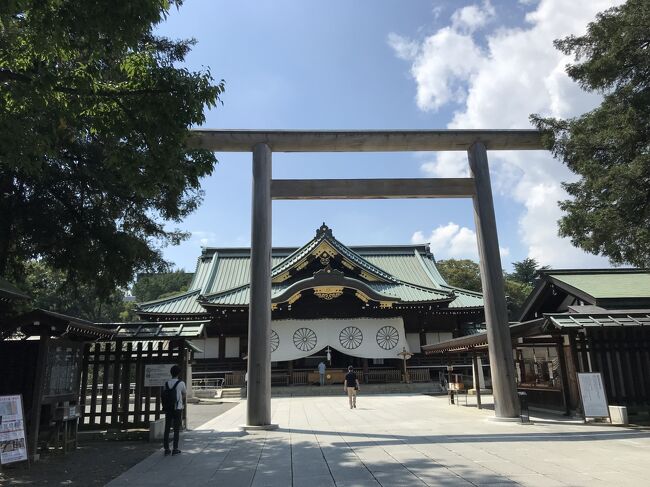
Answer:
[
  {"left": 406, "top": 333, "right": 421, "bottom": 353},
  {"left": 425, "top": 332, "right": 454, "bottom": 345},
  {"left": 225, "top": 337, "right": 240, "bottom": 358},
  {"left": 190, "top": 337, "right": 220, "bottom": 359}
]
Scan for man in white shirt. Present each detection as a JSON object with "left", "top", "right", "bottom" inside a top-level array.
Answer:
[{"left": 163, "top": 365, "right": 186, "bottom": 456}]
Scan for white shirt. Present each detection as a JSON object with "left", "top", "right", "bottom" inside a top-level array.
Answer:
[{"left": 165, "top": 379, "right": 187, "bottom": 410}]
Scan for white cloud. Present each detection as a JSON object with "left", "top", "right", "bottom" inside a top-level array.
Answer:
[
  {"left": 451, "top": 1, "right": 495, "bottom": 33},
  {"left": 389, "top": 28, "right": 484, "bottom": 111},
  {"left": 191, "top": 231, "right": 218, "bottom": 248},
  {"left": 393, "top": 0, "right": 622, "bottom": 267},
  {"left": 412, "top": 222, "right": 509, "bottom": 261}
]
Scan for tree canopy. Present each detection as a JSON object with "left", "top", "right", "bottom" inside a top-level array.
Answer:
[
  {"left": 19, "top": 261, "right": 133, "bottom": 322},
  {"left": 508, "top": 258, "right": 549, "bottom": 287},
  {"left": 437, "top": 258, "right": 543, "bottom": 320},
  {"left": 133, "top": 270, "right": 192, "bottom": 302},
  {"left": 436, "top": 259, "right": 482, "bottom": 293},
  {"left": 0, "top": 0, "right": 223, "bottom": 296},
  {"left": 531, "top": 0, "right": 650, "bottom": 267}
]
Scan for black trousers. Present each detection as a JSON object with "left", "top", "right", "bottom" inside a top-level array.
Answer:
[{"left": 164, "top": 409, "right": 182, "bottom": 451}]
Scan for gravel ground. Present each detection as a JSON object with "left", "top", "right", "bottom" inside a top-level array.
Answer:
[{"left": 0, "top": 401, "right": 239, "bottom": 487}]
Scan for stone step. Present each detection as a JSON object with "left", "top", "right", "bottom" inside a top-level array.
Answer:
[{"left": 220, "top": 388, "right": 244, "bottom": 398}]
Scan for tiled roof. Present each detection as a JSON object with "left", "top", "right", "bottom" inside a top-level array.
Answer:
[
  {"left": 200, "top": 281, "right": 452, "bottom": 306},
  {"left": 547, "top": 270, "right": 650, "bottom": 299},
  {"left": 0, "top": 277, "right": 30, "bottom": 301},
  {"left": 136, "top": 225, "right": 484, "bottom": 315},
  {"left": 546, "top": 312, "right": 650, "bottom": 329},
  {"left": 137, "top": 289, "right": 206, "bottom": 315}
]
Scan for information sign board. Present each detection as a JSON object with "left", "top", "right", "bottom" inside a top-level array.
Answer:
[
  {"left": 577, "top": 372, "right": 609, "bottom": 419},
  {"left": 144, "top": 364, "right": 177, "bottom": 387},
  {"left": 0, "top": 395, "right": 28, "bottom": 464}
]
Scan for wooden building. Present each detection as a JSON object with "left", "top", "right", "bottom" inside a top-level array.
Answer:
[
  {"left": 136, "top": 224, "right": 484, "bottom": 384},
  {"left": 424, "top": 268, "right": 650, "bottom": 415}
]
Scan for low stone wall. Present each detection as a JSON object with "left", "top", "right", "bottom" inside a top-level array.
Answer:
[{"left": 269, "top": 382, "right": 442, "bottom": 397}]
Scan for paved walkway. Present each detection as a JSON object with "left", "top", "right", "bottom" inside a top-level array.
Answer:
[{"left": 107, "top": 394, "right": 650, "bottom": 487}]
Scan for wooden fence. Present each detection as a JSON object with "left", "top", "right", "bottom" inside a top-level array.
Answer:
[
  {"left": 576, "top": 328, "right": 650, "bottom": 406},
  {"left": 80, "top": 340, "right": 186, "bottom": 430}
]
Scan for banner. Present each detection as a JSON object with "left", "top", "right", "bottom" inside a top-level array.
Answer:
[
  {"left": 0, "top": 395, "right": 28, "bottom": 465},
  {"left": 270, "top": 317, "right": 411, "bottom": 362}
]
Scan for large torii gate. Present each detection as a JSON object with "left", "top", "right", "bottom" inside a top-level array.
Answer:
[{"left": 189, "top": 129, "right": 544, "bottom": 427}]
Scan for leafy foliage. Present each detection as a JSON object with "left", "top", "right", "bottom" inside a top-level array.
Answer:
[
  {"left": 531, "top": 0, "right": 650, "bottom": 267},
  {"left": 19, "top": 261, "right": 133, "bottom": 322},
  {"left": 438, "top": 258, "right": 537, "bottom": 319},
  {"left": 508, "top": 258, "right": 549, "bottom": 287},
  {"left": 133, "top": 270, "right": 192, "bottom": 302},
  {"left": 0, "top": 0, "right": 224, "bottom": 296},
  {"left": 437, "top": 259, "right": 482, "bottom": 292}
]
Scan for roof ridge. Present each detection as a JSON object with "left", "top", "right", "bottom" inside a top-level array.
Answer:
[
  {"left": 325, "top": 234, "right": 398, "bottom": 283},
  {"left": 136, "top": 288, "right": 201, "bottom": 308},
  {"left": 440, "top": 284, "right": 483, "bottom": 297},
  {"left": 412, "top": 248, "right": 447, "bottom": 289}
]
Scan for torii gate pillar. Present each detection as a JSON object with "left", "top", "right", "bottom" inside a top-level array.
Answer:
[{"left": 468, "top": 142, "right": 519, "bottom": 418}]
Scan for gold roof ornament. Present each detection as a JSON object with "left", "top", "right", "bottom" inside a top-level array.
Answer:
[{"left": 313, "top": 286, "right": 344, "bottom": 300}]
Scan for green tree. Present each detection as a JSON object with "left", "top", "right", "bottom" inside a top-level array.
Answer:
[
  {"left": 0, "top": 1, "right": 223, "bottom": 295},
  {"left": 21, "top": 261, "right": 129, "bottom": 322},
  {"left": 508, "top": 258, "right": 550, "bottom": 287},
  {"left": 133, "top": 270, "right": 192, "bottom": 302},
  {"left": 437, "top": 259, "right": 482, "bottom": 292},
  {"left": 438, "top": 258, "right": 534, "bottom": 320},
  {"left": 503, "top": 279, "right": 532, "bottom": 320},
  {"left": 531, "top": 0, "right": 650, "bottom": 267}
]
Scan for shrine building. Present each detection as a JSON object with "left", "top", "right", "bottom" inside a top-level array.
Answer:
[{"left": 135, "top": 224, "right": 484, "bottom": 385}]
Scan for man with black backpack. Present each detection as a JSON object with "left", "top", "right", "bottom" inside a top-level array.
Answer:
[{"left": 162, "top": 365, "right": 186, "bottom": 456}]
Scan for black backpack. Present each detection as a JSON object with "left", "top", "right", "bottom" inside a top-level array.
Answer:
[{"left": 161, "top": 380, "right": 180, "bottom": 413}]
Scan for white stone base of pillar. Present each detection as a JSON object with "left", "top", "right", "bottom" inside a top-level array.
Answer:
[
  {"left": 240, "top": 423, "right": 279, "bottom": 431},
  {"left": 486, "top": 416, "right": 520, "bottom": 423}
]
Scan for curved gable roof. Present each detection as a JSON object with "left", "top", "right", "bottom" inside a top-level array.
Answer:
[{"left": 136, "top": 224, "right": 484, "bottom": 316}]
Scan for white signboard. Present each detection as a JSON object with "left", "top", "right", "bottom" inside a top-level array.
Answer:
[
  {"left": 0, "top": 395, "right": 28, "bottom": 464},
  {"left": 144, "top": 364, "right": 177, "bottom": 387},
  {"left": 577, "top": 372, "right": 609, "bottom": 419}
]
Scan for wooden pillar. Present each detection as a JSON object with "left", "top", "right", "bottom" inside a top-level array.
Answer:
[
  {"left": 362, "top": 358, "right": 369, "bottom": 384},
  {"left": 245, "top": 142, "right": 276, "bottom": 429},
  {"left": 472, "top": 350, "right": 482, "bottom": 409},
  {"left": 287, "top": 360, "right": 293, "bottom": 385},
  {"left": 556, "top": 338, "right": 572, "bottom": 415},
  {"left": 29, "top": 332, "right": 49, "bottom": 460},
  {"left": 468, "top": 141, "right": 519, "bottom": 419}
]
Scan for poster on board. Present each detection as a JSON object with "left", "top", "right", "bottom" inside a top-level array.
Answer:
[
  {"left": 577, "top": 372, "right": 609, "bottom": 419},
  {"left": 144, "top": 364, "right": 177, "bottom": 387},
  {"left": 0, "top": 395, "right": 28, "bottom": 464}
]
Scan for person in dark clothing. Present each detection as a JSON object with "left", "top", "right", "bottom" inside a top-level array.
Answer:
[
  {"left": 343, "top": 365, "right": 360, "bottom": 409},
  {"left": 163, "top": 365, "right": 186, "bottom": 456}
]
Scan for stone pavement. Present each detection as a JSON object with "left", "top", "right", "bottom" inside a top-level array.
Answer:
[{"left": 107, "top": 394, "right": 650, "bottom": 487}]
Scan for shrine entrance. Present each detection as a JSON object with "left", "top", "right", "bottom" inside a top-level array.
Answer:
[{"left": 189, "top": 129, "right": 544, "bottom": 427}]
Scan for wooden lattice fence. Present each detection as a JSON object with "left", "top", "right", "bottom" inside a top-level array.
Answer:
[{"left": 80, "top": 340, "right": 187, "bottom": 430}]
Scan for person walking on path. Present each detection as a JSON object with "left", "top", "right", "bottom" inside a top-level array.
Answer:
[
  {"left": 162, "top": 365, "right": 186, "bottom": 456},
  {"left": 344, "top": 365, "right": 359, "bottom": 409},
  {"left": 318, "top": 361, "right": 326, "bottom": 386}
]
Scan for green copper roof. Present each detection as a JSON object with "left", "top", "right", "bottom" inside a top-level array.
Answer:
[
  {"left": 137, "top": 289, "right": 206, "bottom": 315},
  {"left": 199, "top": 281, "right": 452, "bottom": 307},
  {"left": 0, "top": 277, "right": 29, "bottom": 301},
  {"left": 137, "top": 224, "right": 484, "bottom": 316},
  {"left": 548, "top": 271, "right": 650, "bottom": 299},
  {"left": 546, "top": 312, "right": 650, "bottom": 329}
]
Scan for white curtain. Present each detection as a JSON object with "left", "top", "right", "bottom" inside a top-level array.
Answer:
[{"left": 270, "top": 317, "right": 410, "bottom": 362}]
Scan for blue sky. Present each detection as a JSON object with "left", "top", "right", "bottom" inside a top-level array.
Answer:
[{"left": 155, "top": 0, "right": 619, "bottom": 272}]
